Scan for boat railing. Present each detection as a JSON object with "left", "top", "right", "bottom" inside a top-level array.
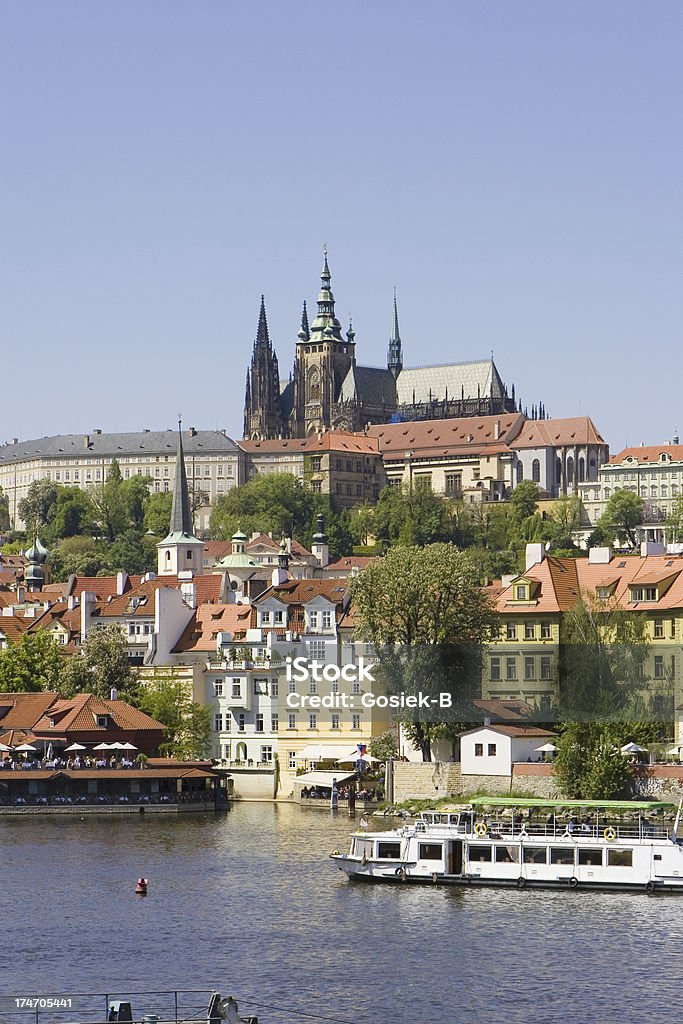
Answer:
[
  {"left": 0, "top": 988, "right": 258, "bottom": 1024},
  {"left": 477, "top": 820, "right": 671, "bottom": 841}
]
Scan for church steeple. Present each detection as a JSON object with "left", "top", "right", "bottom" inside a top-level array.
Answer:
[
  {"left": 243, "top": 295, "right": 284, "bottom": 440},
  {"left": 387, "top": 288, "right": 403, "bottom": 378},
  {"left": 309, "top": 248, "right": 343, "bottom": 342},
  {"left": 157, "top": 420, "right": 205, "bottom": 577},
  {"left": 298, "top": 300, "right": 310, "bottom": 342}
]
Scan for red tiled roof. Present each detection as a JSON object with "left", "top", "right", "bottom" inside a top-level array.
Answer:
[
  {"left": 31, "top": 694, "right": 165, "bottom": 735},
  {"left": 256, "top": 578, "right": 349, "bottom": 606},
  {"left": 609, "top": 444, "right": 683, "bottom": 464},
  {"left": 70, "top": 575, "right": 141, "bottom": 599},
  {"left": 172, "top": 603, "right": 254, "bottom": 653},
  {"left": 509, "top": 416, "right": 606, "bottom": 449},
  {"left": 366, "top": 413, "right": 525, "bottom": 457},
  {"left": 0, "top": 692, "right": 60, "bottom": 730}
]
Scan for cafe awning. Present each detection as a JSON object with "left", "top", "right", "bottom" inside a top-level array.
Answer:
[{"left": 294, "top": 770, "right": 357, "bottom": 787}]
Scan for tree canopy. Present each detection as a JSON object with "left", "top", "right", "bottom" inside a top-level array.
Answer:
[{"left": 596, "top": 490, "right": 644, "bottom": 549}]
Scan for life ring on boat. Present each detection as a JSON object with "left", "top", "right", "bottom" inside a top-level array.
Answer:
[
  {"left": 646, "top": 880, "right": 656, "bottom": 894},
  {"left": 603, "top": 827, "right": 617, "bottom": 842},
  {"left": 474, "top": 822, "right": 487, "bottom": 836},
  {"left": 517, "top": 876, "right": 526, "bottom": 889},
  {"left": 394, "top": 866, "right": 407, "bottom": 881},
  {"left": 569, "top": 876, "right": 579, "bottom": 889}
]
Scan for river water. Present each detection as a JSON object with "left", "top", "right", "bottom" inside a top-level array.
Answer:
[{"left": 1, "top": 803, "right": 681, "bottom": 1024}]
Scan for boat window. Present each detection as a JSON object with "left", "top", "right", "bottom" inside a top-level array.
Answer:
[
  {"left": 654, "top": 854, "right": 662, "bottom": 861},
  {"left": 422, "top": 813, "right": 434, "bottom": 824},
  {"left": 418, "top": 843, "right": 443, "bottom": 861},
  {"left": 550, "top": 847, "right": 575, "bottom": 865},
  {"left": 448, "top": 814, "right": 461, "bottom": 825},
  {"left": 468, "top": 845, "right": 492, "bottom": 862},
  {"left": 433, "top": 814, "right": 446, "bottom": 824},
  {"left": 353, "top": 838, "right": 374, "bottom": 858},
  {"left": 377, "top": 841, "right": 402, "bottom": 859},
  {"left": 523, "top": 847, "right": 547, "bottom": 864},
  {"left": 578, "top": 848, "right": 603, "bottom": 866},
  {"left": 607, "top": 849, "right": 633, "bottom": 867},
  {"left": 494, "top": 845, "right": 520, "bottom": 864}
]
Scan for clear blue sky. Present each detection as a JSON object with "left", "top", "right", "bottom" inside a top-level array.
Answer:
[{"left": 2, "top": 1, "right": 681, "bottom": 452}]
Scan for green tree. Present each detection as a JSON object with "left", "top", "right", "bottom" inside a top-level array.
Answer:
[
  {"left": 91, "top": 459, "right": 128, "bottom": 542},
  {"left": 0, "top": 487, "right": 10, "bottom": 532},
  {"left": 18, "top": 479, "right": 58, "bottom": 536},
  {"left": 144, "top": 492, "right": 174, "bottom": 536},
  {"left": 559, "top": 592, "right": 650, "bottom": 722},
  {"left": 60, "top": 624, "right": 138, "bottom": 701},
  {"left": 665, "top": 494, "right": 683, "bottom": 544},
  {"left": 210, "top": 473, "right": 314, "bottom": 540},
  {"left": 49, "top": 487, "right": 96, "bottom": 540},
  {"left": 597, "top": 490, "right": 644, "bottom": 549},
  {"left": 372, "top": 481, "right": 456, "bottom": 547},
  {"left": 369, "top": 730, "right": 398, "bottom": 762},
  {"left": 0, "top": 631, "right": 65, "bottom": 692},
  {"left": 120, "top": 475, "right": 153, "bottom": 529},
  {"left": 351, "top": 544, "right": 499, "bottom": 760},
  {"left": 554, "top": 721, "right": 657, "bottom": 799},
  {"left": 136, "top": 673, "right": 212, "bottom": 758},
  {"left": 107, "top": 530, "right": 157, "bottom": 575},
  {"left": 509, "top": 480, "right": 540, "bottom": 525}
]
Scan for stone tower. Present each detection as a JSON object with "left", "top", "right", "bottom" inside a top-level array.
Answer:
[{"left": 290, "top": 251, "right": 355, "bottom": 436}]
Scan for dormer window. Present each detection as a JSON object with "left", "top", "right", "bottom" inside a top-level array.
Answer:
[
  {"left": 596, "top": 587, "right": 611, "bottom": 600},
  {"left": 515, "top": 585, "right": 528, "bottom": 600},
  {"left": 96, "top": 715, "right": 108, "bottom": 727},
  {"left": 630, "top": 586, "right": 657, "bottom": 603}
]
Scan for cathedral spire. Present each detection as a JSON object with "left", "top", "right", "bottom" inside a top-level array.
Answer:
[
  {"left": 387, "top": 287, "right": 403, "bottom": 378},
  {"left": 255, "top": 294, "right": 270, "bottom": 349},
  {"left": 298, "top": 300, "right": 310, "bottom": 342},
  {"left": 169, "top": 419, "right": 194, "bottom": 537}
]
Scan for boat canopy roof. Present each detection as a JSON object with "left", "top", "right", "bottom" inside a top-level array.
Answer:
[{"left": 468, "top": 797, "right": 676, "bottom": 811}]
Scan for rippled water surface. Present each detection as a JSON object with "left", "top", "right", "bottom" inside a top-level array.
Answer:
[{"left": 1, "top": 804, "right": 682, "bottom": 1023}]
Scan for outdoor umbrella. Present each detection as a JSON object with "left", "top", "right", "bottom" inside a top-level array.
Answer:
[
  {"left": 620, "top": 742, "right": 649, "bottom": 754},
  {"left": 15, "top": 743, "right": 37, "bottom": 752},
  {"left": 667, "top": 747, "right": 682, "bottom": 756},
  {"left": 0, "top": 743, "right": 13, "bottom": 752},
  {"left": 336, "top": 752, "right": 380, "bottom": 764},
  {"left": 120, "top": 742, "right": 138, "bottom": 751},
  {"left": 535, "top": 743, "right": 558, "bottom": 752},
  {"left": 93, "top": 743, "right": 113, "bottom": 751},
  {"left": 64, "top": 743, "right": 86, "bottom": 752}
]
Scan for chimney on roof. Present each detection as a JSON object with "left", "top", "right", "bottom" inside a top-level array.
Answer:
[
  {"left": 12, "top": 438, "right": 18, "bottom": 444},
  {"left": 588, "top": 546, "right": 612, "bottom": 565},
  {"left": 494, "top": 420, "right": 500, "bottom": 440},
  {"left": 110, "top": 687, "right": 118, "bottom": 701},
  {"left": 188, "top": 426, "right": 197, "bottom": 437},
  {"left": 116, "top": 571, "right": 129, "bottom": 596},
  {"left": 525, "top": 543, "right": 545, "bottom": 571},
  {"left": 94, "top": 428, "right": 102, "bottom": 434},
  {"left": 674, "top": 431, "right": 680, "bottom": 445},
  {"left": 484, "top": 717, "right": 491, "bottom": 727},
  {"left": 15, "top": 585, "right": 25, "bottom": 603},
  {"left": 83, "top": 435, "right": 90, "bottom": 448},
  {"left": 67, "top": 595, "right": 76, "bottom": 611}
]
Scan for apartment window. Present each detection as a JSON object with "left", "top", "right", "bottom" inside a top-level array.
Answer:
[
  {"left": 352, "top": 714, "right": 361, "bottom": 730},
  {"left": 524, "top": 622, "right": 535, "bottom": 640},
  {"left": 506, "top": 623, "right": 516, "bottom": 640},
  {"left": 331, "top": 714, "right": 340, "bottom": 730},
  {"left": 308, "top": 713, "right": 317, "bottom": 730},
  {"left": 213, "top": 681, "right": 224, "bottom": 697},
  {"left": 331, "top": 680, "right": 339, "bottom": 694},
  {"left": 310, "top": 456, "right": 321, "bottom": 472},
  {"left": 217, "top": 465, "right": 223, "bottom": 476},
  {"left": 271, "top": 681, "right": 278, "bottom": 697},
  {"left": 255, "top": 714, "right": 264, "bottom": 733},
  {"left": 654, "top": 619, "right": 664, "bottom": 639},
  {"left": 654, "top": 656, "right": 664, "bottom": 680},
  {"left": 288, "top": 714, "right": 296, "bottom": 730},
  {"left": 506, "top": 658, "right": 517, "bottom": 680},
  {"left": 540, "top": 656, "right": 552, "bottom": 680},
  {"left": 237, "top": 714, "right": 245, "bottom": 732},
  {"left": 309, "top": 680, "right": 317, "bottom": 695},
  {"left": 312, "top": 480, "right": 322, "bottom": 493},
  {"left": 671, "top": 621, "right": 677, "bottom": 639},
  {"left": 253, "top": 678, "right": 268, "bottom": 695},
  {"left": 260, "top": 745, "right": 273, "bottom": 763},
  {"left": 322, "top": 611, "right": 332, "bottom": 629},
  {"left": 352, "top": 680, "right": 361, "bottom": 694},
  {"left": 231, "top": 681, "right": 241, "bottom": 698},
  {"left": 288, "top": 680, "right": 296, "bottom": 695},
  {"left": 214, "top": 714, "right": 223, "bottom": 732},
  {"left": 524, "top": 657, "right": 535, "bottom": 681},
  {"left": 288, "top": 751, "right": 296, "bottom": 769},
  {"left": 487, "top": 744, "right": 497, "bottom": 757},
  {"left": 490, "top": 657, "right": 501, "bottom": 681},
  {"left": 541, "top": 622, "right": 551, "bottom": 639},
  {"left": 271, "top": 714, "right": 279, "bottom": 732},
  {"left": 308, "top": 611, "right": 319, "bottom": 630},
  {"left": 445, "top": 473, "right": 462, "bottom": 495},
  {"left": 474, "top": 743, "right": 484, "bottom": 757},
  {"left": 515, "top": 585, "right": 527, "bottom": 600}
]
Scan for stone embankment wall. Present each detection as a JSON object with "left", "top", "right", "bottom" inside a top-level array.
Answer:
[
  {"left": 393, "top": 761, "right": 683, "bottom": 804},
  {"left": 393, "top": 761, "right": 562, "bottom": 803}
]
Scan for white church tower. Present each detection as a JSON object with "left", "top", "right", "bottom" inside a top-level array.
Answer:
[{"left": 157, "top": 421, "right": 205, "bottom": 577}]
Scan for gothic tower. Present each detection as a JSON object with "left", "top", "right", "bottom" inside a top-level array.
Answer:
[
  {"left": 243, "top": 296, "right": 283, "bottom": 440},
  {"left": 291, "top": 251, "right": 355, "bottom": 436},
  {"left": 387, "top": 288, "right": 403, "bottom": 378},
  {"left": 157, "top": 422, "right": 205, "bottom": 576}
]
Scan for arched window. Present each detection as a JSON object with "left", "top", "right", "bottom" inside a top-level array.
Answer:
[
  {"left": 308, "top": 366, "right": 320, "bottom": 401},
  {"left": 578, "top": 457, "right": 585, "bottom": 482},
  {"left": 662, "top": 485, "right": 668, "bottom": 497},
  {"left": 651, "top": 486, "right": 658, "bottom": 498},
  {"left": 604, "top": 488, "right": 611, "bottom": 499},
  {"left": 589, "top": 454, "right": 597, "bottom": 479},
  {"left": 556, "top": 458, "right": 562, "bottom": 485},
  {"left": 517, "top": 461, "right": 523, "bottom": 484},
  {"left": 532, "top": 459, "right": 540, "bottom": 483},
  {"left": 566, "top": 456, "right": 574, "bottom": 484}
]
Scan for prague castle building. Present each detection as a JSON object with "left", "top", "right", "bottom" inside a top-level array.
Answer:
[{"left": 243, "top": 252, "right": 523, "bottom": 441}]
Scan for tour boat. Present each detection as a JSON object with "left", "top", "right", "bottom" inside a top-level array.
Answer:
[{"left": 331, "top": 797, "right": 683, "bottom": 893}]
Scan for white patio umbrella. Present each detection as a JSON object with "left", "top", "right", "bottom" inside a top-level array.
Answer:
[
  {"left": 335, "top": 753, "right": 380, "bottom": 765},
  {"left": 93, "top": 742, "right": 113, "bottom": 751},
  {"left": 666, "top": 747, "right": 682, "bottom": 756},
  {"left": 535, "top": 742, "right": 558, "bottom": 753},
  {"left": 621, "top": 742, "right": 649, "bottom": 754},
  {"left": 109, "top": 742, "right": 127, "bottom": 750},
  {"left": 120, "top": 742, "right": 138, "bottom": 751},
  {"left": 64, "top": 743, "right": 86, "bottom": 752},
  {"left": 0, "top": 742, "right": 13, "bottom": 752},
  {"left": 15, "top": 743, "right": 37, "bottom": 752}
]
